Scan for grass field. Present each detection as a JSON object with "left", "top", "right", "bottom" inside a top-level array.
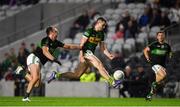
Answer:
[{"left": 0, "top": 97, "right": 180, "bottom": 106}]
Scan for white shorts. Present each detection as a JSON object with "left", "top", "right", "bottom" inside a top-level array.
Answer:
[
  {"left": 84, "top": 50, "right": 94, "bottom": 57},
  {"left": 26, "top": 53, "right": 40, "bottom": 66},
  {"left": 152, "top": 64, "right": 166, "bottom": 74}
]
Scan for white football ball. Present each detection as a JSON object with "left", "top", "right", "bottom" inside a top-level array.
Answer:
[{"left": 113, "top": 70, "right": 125, "bottom": 80}]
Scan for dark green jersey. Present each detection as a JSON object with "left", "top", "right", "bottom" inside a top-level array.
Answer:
[
  {"left": 148, "top": 41, "right": 171, "bottom": 67},
  {"left": 33, "top": 36, "right": 64, "bottom": 65},
  {"left": 82, "top": 28, "right": 105, "bottom": 53}
]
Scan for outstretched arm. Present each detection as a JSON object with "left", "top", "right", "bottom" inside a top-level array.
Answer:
[
  {"left": 143, "top": 46, "right": 151, "bottom": 62},
  {"left": 42, "top": 46, "right": 55, "bottom": 61},
  {"left": 100, "top": 41, "right": 114, "bottom": 60},
  {"left": 63, "top": 44, "right": 82, "bottom": 50},
  {"left": 42, "top": 46, "right": 62, "bottom": 65}
]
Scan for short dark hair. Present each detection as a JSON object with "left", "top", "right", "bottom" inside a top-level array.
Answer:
[
  {"left": 92, "top": 17, "right": 107, "bottom": 30},
  {"left": 156, "top": 31, "right": 165, "bottom": 36},
  {"left": 46, "top": 26, "right": 54, "bottom": 35},
  {"left": 96, "top": 17, "right": 107, "bottom": 24}
]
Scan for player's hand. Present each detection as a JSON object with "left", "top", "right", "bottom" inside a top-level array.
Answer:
[
  {"left": 53, "top": 59, "right": 62, "bottom": 66},
  {"left": 146, "top": 58, "right": 152, "bottom": 64}
]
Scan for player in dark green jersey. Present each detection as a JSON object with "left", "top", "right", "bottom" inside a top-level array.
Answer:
[
  {"left": 14, "top": 26, "right": 81, "bottom": 101},
  {"left": 48, "top": 17, "right": 122, "bottom": 87},
  {"left": 143, "top": 31, "right": 172, "bottom": 101}
]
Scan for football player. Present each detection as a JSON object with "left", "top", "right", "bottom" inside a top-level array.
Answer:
[
  {"left": 48, "top": 17, "right": 122, "bottom": 88},
  {"left": 144, "top": 31, "right": 172, "bottom": 100},
  {"left": 15, "top": 26, "right": 81, "bottom": 101}
]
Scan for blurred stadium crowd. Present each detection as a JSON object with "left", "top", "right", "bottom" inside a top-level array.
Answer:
[{"left": 0, "top": 0, "right": 180, "bottom": 98}]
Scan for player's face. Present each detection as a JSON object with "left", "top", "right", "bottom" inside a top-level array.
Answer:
[
  {"left": 157, "top": 32, "right": 165, "bottom": 43},
  {"left": 95, "top": 20, "right": 106, "bottom": 31},
  {"left": 51, "top": 28, "right": 58, "bottom": 41}
]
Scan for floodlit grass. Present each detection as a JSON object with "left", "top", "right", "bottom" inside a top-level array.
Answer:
[{"left": 0, "top": 97, "right": 180, "bottom": 106}]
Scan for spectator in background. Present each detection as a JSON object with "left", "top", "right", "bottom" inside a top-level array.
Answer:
[
  {"left": 160, "top": 10, "right": 171, "bottom": 29},
  {"left": 1, "top": 53, "right": 12, "bottom": 73},
  {"left": 17, "top": 47, "right": 28, "bottom": 68},
  {"left": 132, "top": 64, "right": 149, "bottom": 97},
  {"left": 149, "top": 8, "right": 161, "bottom": 28},
  {"left": 124, "top": 17, "right": 138, "bottom": 39},
  {"left": 30, "top": 43, "right": 36, "bottom": 53},
  {"left": 9, "top": 48, "right": 18, "bottom": 72},
  {"left": 9, "top": 48, "right": 17, "bottom": 63},
  {"left": 139, "top": 7, "right": 150, "bottom": 29},
  {"left": 20, "top": 42, "right": 30, "bottom": 56},
  {"left": 110, "top": 51, "right": 126, "bottom": 73},
  {"left": 75, "top": 10, "right": 90, "bottom": 30},
  {"left": 69, "top": 10, "right": 90, "bottom": 39},
  {"left": 120, "top": 10, "right": 131, "bottom": 31},
  {"left": 124, "top": 65, "right": 136, "bottom": 80},
  {"left": 4, "top": 67, "right": 13, "bottom": 81},
  {"left": 120, "top": 65, "right": 136, "bottom": 97},
  {"left": 113, "top": 24, "right": 124, "bottom": 40},
  {"left": 168, "top": 1, "right": 180, "bottom": 24},
  {"left": 146, "top": 3, "right": 153, "bottom": 17}
]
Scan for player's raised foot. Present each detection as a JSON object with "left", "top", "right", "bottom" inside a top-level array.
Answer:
[
  {"left": 145, "top": 93, "right": 152, "bottom": 101},
  {"left": 47, "top": 71, "right": 57, "bottom": 83},
  {"left": 14, "top": 66, "right": 23, "bottom": 75},
  {"left": 112, "top": 80, "right": 122, "bottom": 88},
  {"left": 22, "top": 97, "right": 31, "bottom": 102}
]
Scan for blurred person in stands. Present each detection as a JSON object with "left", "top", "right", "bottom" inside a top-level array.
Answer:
[
  {"left": 160, "top": 9, "right": 171, "bottom": 29},
  {"left": 112, "top": 24, "right": 124, "bottom": 40},
  {"left": 20, "top": 42, "right": 30, "bottom": 56},
  {"left": 14, "top": 26, "right": 81, "bottom": 102},
  {"left": 9, "top": 48, "right": 17, "bottom": 62},
  {"left": 144, "top": 31, "right": 172, "bottom": 101},
  {"left": 1, "top": 53, "right": 12, "bottom": 74},
  {"left": 149, "top": 8, "right": 161, "bottom": 28},
  {"left": 75, "top": 10, "right": 90, "bottom": 30},
  {"left": 69, "top": 10, "right": 90, "bottom": 39},
  {"left": 30, "top": 43, "right": 36, "bottom": 53},
  {"left": 18, "top": 47, "right": 29, "bottom": 68},
  {"left": 138, "top": 7, "right": 150, "bottom": 30},
  {"left": 116, "top": 10, "right": 130, "bottom": 32},
  {"left": 48, "top": 17, "right": 122, "bottom": 88},
  {"left": 110, "top": 51, "right": 126, "bottom": 72},
  {"left": 131, "top": 64, "right": 149, "bottom": 97},
  {"left": 124, "top": 18, "right": 138, "bottom": 39}
]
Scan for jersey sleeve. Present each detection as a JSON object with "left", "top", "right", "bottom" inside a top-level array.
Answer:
[
  {"left": 83, "top": 29, "right": 91, "bottom": 38},
  {"left": 41, "top": 38, "right": 49, "bottom": 47},
  {"left": 57, "top": 41, "right": 65, "bottom": 47},
  {"left": 101, "top": 32, "right": 105, "bottom": 41},
  {"left": 148, "top": 41, "right": 156, "bottom": 50}
]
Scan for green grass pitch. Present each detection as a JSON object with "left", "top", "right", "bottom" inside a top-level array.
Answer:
[{"left": 0, "top": 97, "right": 180, "bottom": 106}]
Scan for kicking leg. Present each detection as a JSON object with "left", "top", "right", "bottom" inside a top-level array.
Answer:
[
  {"left": 84, "top": 54, "right": 115, "bottom": 86},
  {"left": 47, "top": 62, "right": 89, "bottom": 83},
  {"left": 61, "top": 62, "right": 89, "bottom": 79}
]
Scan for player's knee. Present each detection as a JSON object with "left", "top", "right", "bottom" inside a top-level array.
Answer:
[{"left": 32, "top": 77, "right": 39, "bottom": 83}]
